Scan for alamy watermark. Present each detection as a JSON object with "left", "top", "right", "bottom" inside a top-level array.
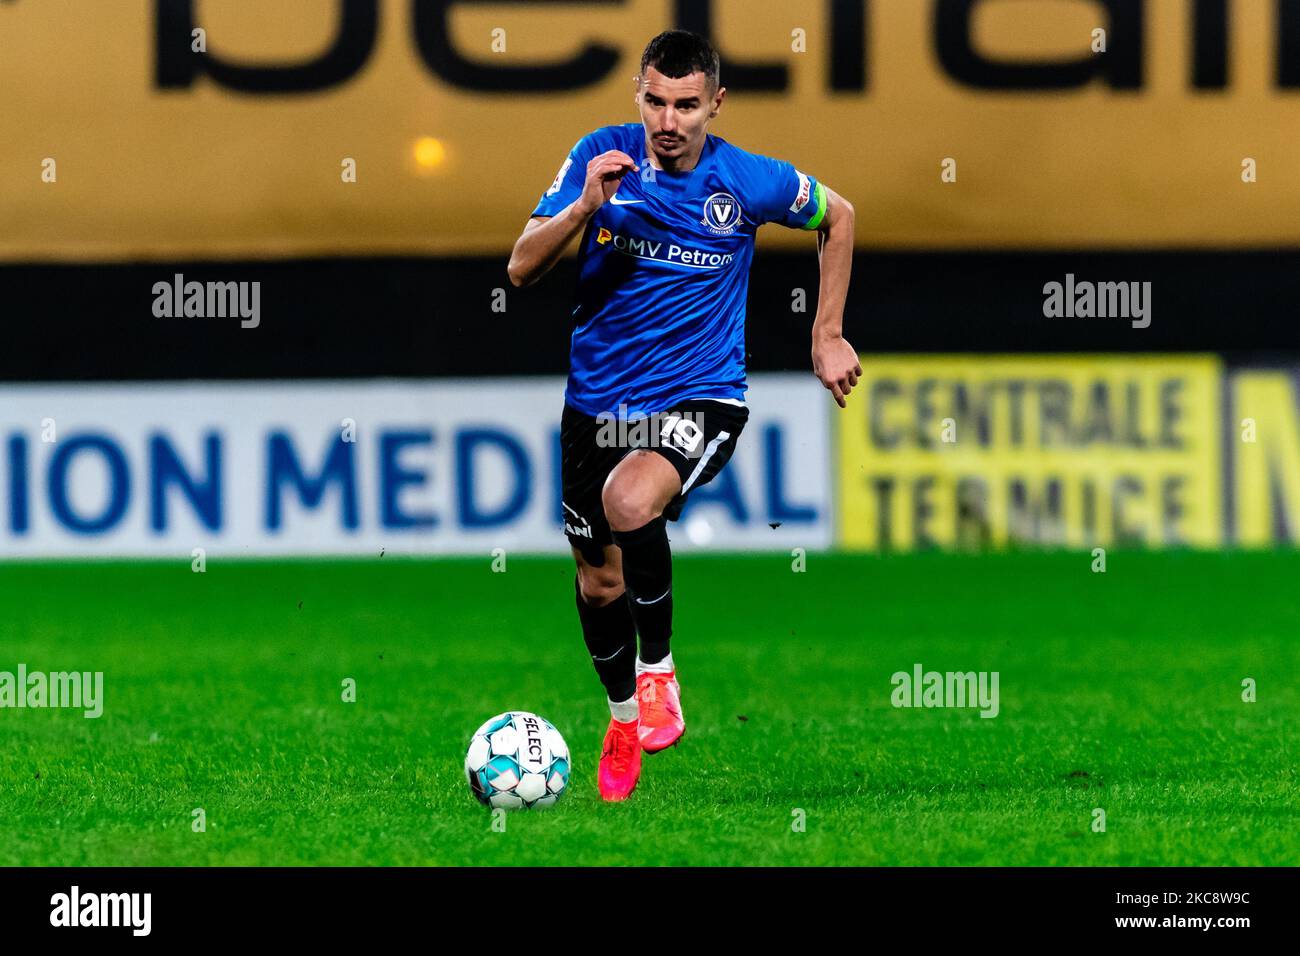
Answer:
[
  {"left": 891, "top": 663, "right": 999, "bottom": 718},
  {"left": 152, "top": 273, "right": 260, "bottom": 328},
  {"left": 595, "top": 405, "right": 707, "bottom": 459},
  {"left": 50, "top": 886, "right": 150, "bottom": 936},
  {"left": 1042, "top": 273, "right": 1151, "bottom": 329},
  {"left": 0, "top": 664, "right": 103, "bottom": 718}
]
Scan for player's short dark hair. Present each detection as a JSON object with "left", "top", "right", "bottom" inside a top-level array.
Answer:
[{"left": 640, "top": 30, "right": 721, "bottom": 90}]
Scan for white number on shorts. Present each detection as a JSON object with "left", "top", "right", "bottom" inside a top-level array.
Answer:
[{"left": 659, "top": 415, "right": 704, "bottom": 455}]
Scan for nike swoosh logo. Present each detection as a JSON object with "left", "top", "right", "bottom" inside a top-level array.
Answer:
[
  {"left": 609, "top": 195, "right": 646, "bottom": 205},
  {"left": 634, "top": 587, "right": 671, "bottom": 605}
]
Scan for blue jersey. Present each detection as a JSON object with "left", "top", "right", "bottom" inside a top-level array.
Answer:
[{"left": 531, "top": 123, "right": 827, "bottom": 417}]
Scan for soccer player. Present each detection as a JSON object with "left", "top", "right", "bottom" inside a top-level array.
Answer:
[{"left": 507, "top": 30, "right": 860, "bottom": 801}]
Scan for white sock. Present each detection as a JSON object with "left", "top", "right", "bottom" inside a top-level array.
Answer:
[
  {"left": 636, "top": 652, "right": 674, "bottom": 676},
  {"left": 608, "top": 694, "right": 638, "bottom": 723}
]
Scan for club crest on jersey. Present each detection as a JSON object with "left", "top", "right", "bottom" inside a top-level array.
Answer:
[{"left": 701, "top": 191, "right": 742, "bottom": 235}]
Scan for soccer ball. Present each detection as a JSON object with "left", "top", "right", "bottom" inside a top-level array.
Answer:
[{"left": 464, "top": 711, "right": 571, "bottom": 810}]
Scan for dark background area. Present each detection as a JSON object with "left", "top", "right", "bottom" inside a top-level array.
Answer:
[{"left": 4, "top": 249, "right": 1297, "bottom": 381}]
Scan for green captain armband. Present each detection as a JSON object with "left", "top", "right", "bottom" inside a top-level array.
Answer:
[{"left": 802, "top": 182, "right": 828, "bottom": 230}]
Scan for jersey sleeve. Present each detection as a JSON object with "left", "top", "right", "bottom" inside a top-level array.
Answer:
[
  {"left": 749, "top": 155, "right": 829, "bottom": 230},
  {"left": 530, "top": 130, "right": 608, "bottom": 219}
]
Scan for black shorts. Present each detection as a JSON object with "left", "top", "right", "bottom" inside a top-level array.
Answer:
[{"left": 560, "top": 398, "right": 749, "bottom": 565}]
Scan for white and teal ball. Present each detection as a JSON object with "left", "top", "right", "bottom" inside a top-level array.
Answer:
[{"left": 465, "top": 711, "right": 570, "bottom": 810}]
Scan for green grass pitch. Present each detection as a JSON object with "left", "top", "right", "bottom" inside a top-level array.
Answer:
[{"left": 1, "top": 551, "right": 1297, "bottom": 866}]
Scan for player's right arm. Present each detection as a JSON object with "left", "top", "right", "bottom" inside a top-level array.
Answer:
[{"left": 507, "top": 149, "right": 638, "bottom": 288}]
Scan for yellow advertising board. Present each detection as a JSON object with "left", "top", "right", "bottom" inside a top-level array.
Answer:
[
  {"left": 1232, "top": 370, "right": 1300, "bottom": 546},
  {"left": 836, "top": 355, "right": 1223, "bottom": 550},
  {"left": 2, "top": 1, "right": 1300, "bottom": 260}
]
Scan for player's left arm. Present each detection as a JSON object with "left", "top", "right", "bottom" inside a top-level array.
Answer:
[
  {"left": 754, "top": 159, "right": 862, "bottom": 408},
  {"left": 809, "top": 185, "right": 861, "bottom": 409}
]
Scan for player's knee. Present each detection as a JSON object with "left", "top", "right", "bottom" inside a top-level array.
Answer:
[
  {"left": 576, "top": 563, "right": 624, "bottom": 606},
  {"left": 601, "top": 478, "right": 657, "bottom": 532}
]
